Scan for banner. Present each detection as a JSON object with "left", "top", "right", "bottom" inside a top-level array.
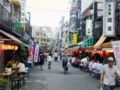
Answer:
[
  {"left": 112, "top": 41, "right": 120, "bottom": 70},
  {"left": 33, "top": 45, "right": 40, "bottom": 62},
  {"left": 28, "top": 40, "right": 34, "bottom": 63}
]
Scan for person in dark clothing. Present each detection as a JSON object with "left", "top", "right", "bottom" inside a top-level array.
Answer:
[
  {"left": 62, "top": 54, "right": 68, "bottom": 71},
  {"left": 40, "top": 52, "right": 45, "bottom": 70}
]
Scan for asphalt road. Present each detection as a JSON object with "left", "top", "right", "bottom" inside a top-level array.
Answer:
[{"left": 19, "top": 61, "right": 120, "bottom": 90}]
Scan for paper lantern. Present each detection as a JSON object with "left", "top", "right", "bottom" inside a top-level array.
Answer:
[
  {"left": 5, "top": 45, "right": 8, "bottom": 50},
  {"left": 7, "top": 45, "right": 11, "bottom": 50},
  {"left": 11, "top": 45, "right": 15, "bottom": 50},
  {"left": 14, "top": 46, "right": 18, "bottom": 50}
]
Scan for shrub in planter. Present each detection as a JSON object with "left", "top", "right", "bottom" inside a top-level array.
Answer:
[{"left": 0, "top": 78, "right": 9, "bottom": 90}]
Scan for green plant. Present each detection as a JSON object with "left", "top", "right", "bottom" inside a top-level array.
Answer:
[
  {"left": 0, "top": 78, "right": 8, "bottom": 88},
  {"left": 19, "top": 44, "right": 27, "bottom": 59}
]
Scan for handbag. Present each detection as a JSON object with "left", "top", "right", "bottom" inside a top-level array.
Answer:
[
  {"left": 100, "top": 86, "right": 103, "bottom": 90},
  {"left": 67, "top": 61, "right": 71, "bottom": 67}
]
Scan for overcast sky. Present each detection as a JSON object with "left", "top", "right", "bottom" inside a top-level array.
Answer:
[{"left": 26, "top": 0, "right": 70, "bottom": 29}]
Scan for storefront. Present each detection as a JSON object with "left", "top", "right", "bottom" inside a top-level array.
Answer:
[{"left": 0, "top": 29, "right": 23, "bottom": 73}]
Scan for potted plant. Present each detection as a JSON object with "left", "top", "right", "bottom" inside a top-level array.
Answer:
[{"left": 0, "top": 78, "right": 9, "bottom": 90}]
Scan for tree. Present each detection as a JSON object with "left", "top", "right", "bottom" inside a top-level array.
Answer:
[{"left": 19, "top": 44, "right": 27, "bottom": 59}]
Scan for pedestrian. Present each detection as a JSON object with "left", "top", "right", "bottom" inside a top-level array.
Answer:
[
  {"left": 62, "top": 54, "right": 68, "bottom": 71},
  {"left": 54, "top": 51, "right": 58, "bottom": 62},
  {"left": 47, "top": 53, "right": 52, "bottom": 69},
  {"left": 58, "top": 52, "right": 60, "bottom": 62},
  {"left": 40, "top": 52, "right": 45, "bottom": 70},
  {"left": 100, "top": 57, "right": 120, "bottom": 90}
]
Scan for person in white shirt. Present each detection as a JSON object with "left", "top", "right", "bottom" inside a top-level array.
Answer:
[
  {"left": 96, "top": 62, "right": 103, "bottom": 74},
  {"left": 81, "top": 57, "right": 88, "bottom": 66},
  {"left": 54, "top": 51, "right": 58, "bottom": 62},
  {"left": 47, "top": 53, "right": 52, "bottom": 69},
  {"left": 72, "top": 57, "right": 75, "bottom": 64},
  {"left": 89, "top": 60, "right": 94, "bottom": 71},
  {"left": 16, "top": 59, "right": 26, "bottom": 76},
  {"left": 58, "top": 52, "right": 60, "bottom": 62},
  {"left": 81, "top": 57, "right": 88, "bottom": 71},
  {"left": 91, "top": 60, "right": 98, "bottom": 76},
  {"left": 17, "top": 60, "right": 26, "bottom": 72}
]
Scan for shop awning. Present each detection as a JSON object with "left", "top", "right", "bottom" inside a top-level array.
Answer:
[
  {"left": 93, "top": 35, "right": 106, "bottom": 49},
  {"left": 73, "top": 46, "right": 80, "bottom": 50},
  {"left": 102, "top": 48, "right": 113, "bottom": 50},
  {"left": 102, "top": 48, "right": 113, "bottom": 52},
  {"left": 0, "top": 30, "right": 23, "bottom": 44},
  {"left": 102, "top": 42, "right": 112, "bottom": 48},
  {"left": 78, "top": 41, "right": 84, "bottom": 46}
]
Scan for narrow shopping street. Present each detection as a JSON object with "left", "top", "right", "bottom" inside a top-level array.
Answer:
[{"left": 18, "top": 61, "right": 119, "bottom": 90}]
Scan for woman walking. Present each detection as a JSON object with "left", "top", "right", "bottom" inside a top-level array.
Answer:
[{"left": 40, "top": 52, "right": 45, "bottom": 70}]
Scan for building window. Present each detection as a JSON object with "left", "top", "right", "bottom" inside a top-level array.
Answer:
[
  {"left": 41, "top": 38, "right": 43, "bottom": 41},
  {"left": 44, "top": 39, "right": 46, "bottom": 41},
  {"left": 37, "top": 38, "right": 39, "bottom": 41},
  {"left": 36, "top": 33, "right": 39, "bottom": 36}
]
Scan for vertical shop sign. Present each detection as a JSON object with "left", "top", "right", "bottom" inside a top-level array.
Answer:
[
  {"left": 21, "top": 0, "right": 26, "bottom": 23},
  {"left": 103, "top": 0, "right": 115, "bottom": 37},
  {"left": 33, "top": 45, "right": 40, "bottom": 62},
  {"left": 72, "top": 33, "right": 77, "bottom": 45},
  {"left": 86, "top": 19, "right": 93, "bottom": 35},
  {"left": 112, "top": 41, "right": 120, "bottom": 70}
]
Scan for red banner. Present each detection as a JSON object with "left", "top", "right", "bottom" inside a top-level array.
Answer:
[{"left": 28, "top": 40, "right": 34, "bottom": 63}]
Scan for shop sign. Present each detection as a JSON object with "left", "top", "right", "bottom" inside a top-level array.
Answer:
[
  {"left": 21, "top": 0, "right": 26, "bottom": 23},
  {"left": 72, "top": 33, "right": 77, "bottom": 45},
  {"left": 86, "top": 19, "right": 93, "bottom": 35},
  {"left": 103, "top": 0, "right": 115, "bottom": 37},
  {"left": 13, "top": 22, "right": 23, "bottom": 28}
]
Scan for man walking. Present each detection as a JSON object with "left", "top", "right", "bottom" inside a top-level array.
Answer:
[
  {"left": 54, "top": 51, "right": 58, "bottom": 62},
  {"left": 100, "top": 57, "right": 120, "bottom": 90}
]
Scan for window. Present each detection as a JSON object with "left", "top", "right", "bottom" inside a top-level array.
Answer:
[
  {"left": 44, "top": 39, "right": 46, "bottom": 41},
  {"left": 41, "top": 38, "right": 43, "bottom": 41},
  {"left": 37, "top": 38, "right": 39, "bottom": 41},
  {"left": 36, "top": 33, "right": 39, "bottom": 36}
]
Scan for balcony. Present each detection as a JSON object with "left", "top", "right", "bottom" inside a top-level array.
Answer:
[
  {"left": 0, "top": 3, "right": 11, "bottom": 29},
  {"left": 10, "top": 0, "right": 21, "bottom": 7}
]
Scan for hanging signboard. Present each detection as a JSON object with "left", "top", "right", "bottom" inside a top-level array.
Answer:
[
  {"left": 103, "top": 0, "right": 115, "bottom": 37},
  {"left": 112, "top": 41, "right": 120, "bottom": 70},
  {"left": 33, "top": 45, "right": 40, "bottom": 62},
  {"left": 13, "top": 22, "right": 23, "bottom": 28},
  {"left": 86, "top": 19, "right": 93, "bottom": 35}
]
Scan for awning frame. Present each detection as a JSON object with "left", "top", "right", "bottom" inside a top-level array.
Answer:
[{"left": 0, "top": 29, "right": 23, "bottom": 44}]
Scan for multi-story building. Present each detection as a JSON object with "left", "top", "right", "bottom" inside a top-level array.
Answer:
[
  {"left": 69, "top": 0, "right": 80, "bottom": 45},
  {"left": 0, "top": 0, "right": 31, "bottom": 73},
  {"left": 32, "top": 26, "right": 55, "bottom": 50}
]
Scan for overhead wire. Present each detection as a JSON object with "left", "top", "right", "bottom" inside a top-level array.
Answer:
[{"left": 26, "top": 6, "right": 70, "bottom": 12}]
